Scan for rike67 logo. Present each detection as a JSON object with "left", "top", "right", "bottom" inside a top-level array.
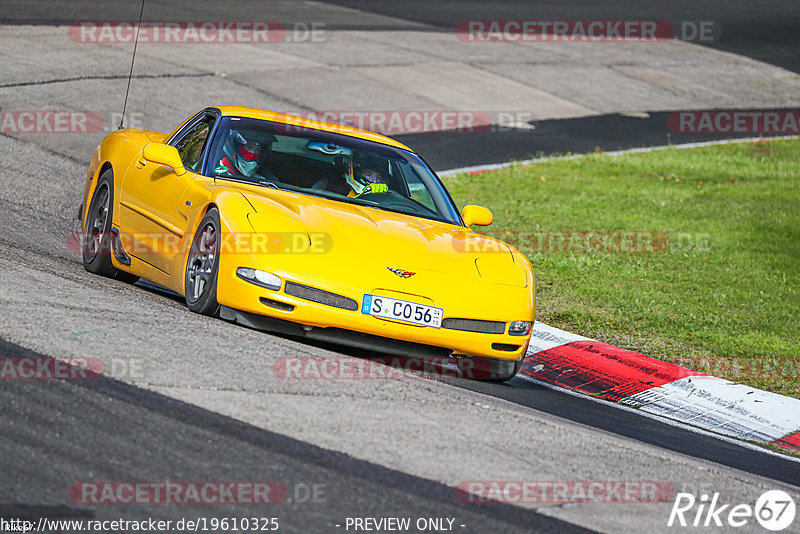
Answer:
[{"left": 668, "top": 490, "right": 796, "bottom": 531}]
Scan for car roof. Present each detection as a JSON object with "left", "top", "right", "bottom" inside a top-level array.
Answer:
[{"left": 214, "top": 105, "right": 414, "bottom": 153}]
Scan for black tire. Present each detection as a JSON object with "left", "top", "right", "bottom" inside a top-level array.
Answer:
[
  {"left": 458, "top": 356, "right": 523, "bottom": 382},
  {"left": 82, "top": 170, "right": 139, "bottom": 283},
  {"left": 185, "top": 208, "right": 221, "bottom": 316}
]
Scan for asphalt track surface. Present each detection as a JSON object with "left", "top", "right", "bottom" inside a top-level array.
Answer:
[
  {"left": 0, "top": 340, "right": 589, "bottom": 534},
  {"left": 4, "top": 1, "right": 799, "bottom": 169},
  {"left": 312, "top": 338, "right": 800, "bottom": 487},
  {"left": 2, "top": 2, "right": 800, "bottom": 533}
]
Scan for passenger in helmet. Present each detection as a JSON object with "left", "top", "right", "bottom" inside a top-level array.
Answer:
[{"left": 216, "top": 129, "right": 279, "bottom": 183}]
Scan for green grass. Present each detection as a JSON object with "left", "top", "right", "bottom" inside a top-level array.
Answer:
[{"left": 443, "top": 139, "right": 800, "bottom": 398}]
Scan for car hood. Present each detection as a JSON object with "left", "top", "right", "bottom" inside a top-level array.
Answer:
[{"left": 238, "top": 189, "right": 528, "bottom": 287}]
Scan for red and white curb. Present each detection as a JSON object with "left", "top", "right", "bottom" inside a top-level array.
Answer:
[{"left": 520, "top": 322, "right": 800, "bottom": 454}]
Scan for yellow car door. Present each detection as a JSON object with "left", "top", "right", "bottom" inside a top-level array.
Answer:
[{"left": 118, "top": 118, "right": 213, "bottom": 274}]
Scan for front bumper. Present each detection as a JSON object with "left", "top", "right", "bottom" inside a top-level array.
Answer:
[
  {"left": 220, "top": 306, "right": 454, "bottom": 360},
  {"left": 216, "top": 267, "right": 533, "bottom": 362}
]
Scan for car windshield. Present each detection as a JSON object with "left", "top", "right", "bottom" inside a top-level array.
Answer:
[{"left": 206, "top": 117, "right": 462, "bottom": 225}]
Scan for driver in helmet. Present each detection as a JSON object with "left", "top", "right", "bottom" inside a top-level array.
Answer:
[
  {"left": 346, "top": 166, "right": 389, "bottom": 197},
  {"left": 345, "top": 153, "right": 389, "bottom": 197},
  {"left": 313, "top": 152, "right": 390, "bottom": 197},
  {"left": 216, "top": 129, "right": 279, "bottom": 183}
]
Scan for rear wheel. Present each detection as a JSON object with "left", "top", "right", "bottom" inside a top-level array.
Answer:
[
  {"left": 185, "top": 208, "right": 221, "bottom": 316},
  {"left": 82, "top": 170, "right": 139, "bottom": 283}
]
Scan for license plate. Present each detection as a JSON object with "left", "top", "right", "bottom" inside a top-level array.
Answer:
[{"left": 362, "top": 294, "right": 443, "bottom": 328}]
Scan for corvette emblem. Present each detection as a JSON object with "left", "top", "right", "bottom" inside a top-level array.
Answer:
[{"left": 388, "top": 267, "right": 415, "bottom": 278}]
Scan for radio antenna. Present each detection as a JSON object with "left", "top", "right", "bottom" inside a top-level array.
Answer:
[{"left": 119, "top": 0, "right": 146, "bottom": 129}]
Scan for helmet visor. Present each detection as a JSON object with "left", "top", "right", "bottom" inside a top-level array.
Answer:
[{"left": 357, "top": 168, "right": 385, "bottom": 184}]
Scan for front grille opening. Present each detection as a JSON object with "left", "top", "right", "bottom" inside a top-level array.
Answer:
[
  {"left": 260, "top": 297, "right": 295, "bottom": 312},
  {"left": 284, "top": 281, "right": 358, "bottom": 311},
  {"left": 442, "top": 318, "right": 505, "bottom": 334},
  {"left": 492, "top": 343, "right": 520, "bottom": 352}
]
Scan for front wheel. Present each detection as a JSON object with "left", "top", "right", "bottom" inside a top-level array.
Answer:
[{"left": 185, "top": 208, "right": 221, "bottom": 316}]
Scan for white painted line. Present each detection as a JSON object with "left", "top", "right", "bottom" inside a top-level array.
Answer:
[{"left": 438, "top": 135, "right": 800, "bottom": 177}]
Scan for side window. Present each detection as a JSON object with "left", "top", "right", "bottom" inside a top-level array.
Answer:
[{"left": 174, "top": 118, "right": 213, "bottom": 172}]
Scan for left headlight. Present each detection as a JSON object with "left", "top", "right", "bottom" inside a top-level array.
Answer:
[
  {"left": 236, "top": 267, "right": 282, "bottom": 291},
  {"left": 508, "top": 320, "right": 532, "bottom": 336}
]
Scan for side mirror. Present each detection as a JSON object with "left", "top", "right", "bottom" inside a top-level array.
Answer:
[
  {"left": 461, "top": 205, "right": 493, "bottom": 227},
  {"left": 142, "top": 143, "right": 186, "bottom": 175}
]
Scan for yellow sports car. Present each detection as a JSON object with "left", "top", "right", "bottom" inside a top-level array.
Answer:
[{"left": 81, "top": 106, "right": 535, "bottom": 381}]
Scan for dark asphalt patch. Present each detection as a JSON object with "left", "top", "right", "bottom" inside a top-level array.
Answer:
[{"left": 396, "top": 111, "right": 797, "bottom": 171}]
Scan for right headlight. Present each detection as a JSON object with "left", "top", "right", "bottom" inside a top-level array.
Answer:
[{"left": 508, "top": 320, "right": 532, "bottom": 336}]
